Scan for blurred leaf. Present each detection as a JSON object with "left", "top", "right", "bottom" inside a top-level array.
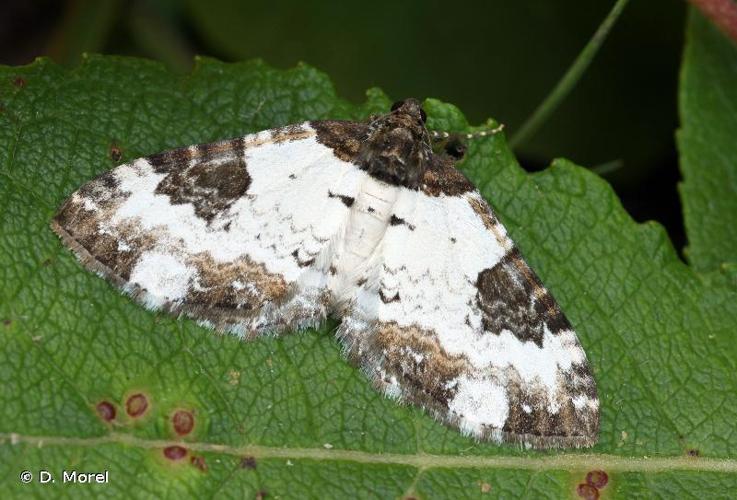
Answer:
[
  {"left": 0, "top": 56, "right": 736, "bottom": 498},
  {"left": 677, "top": 9, "right": 737, "bottom": 271},
  {"left": 127, "top": 0, "right": 194, "bottom": 73},
  {"left": 183, "top": 0, "right": 684, "bottom": 181},
  {"left": 47, "top": 0, "right": 121, "bottom": 66}
]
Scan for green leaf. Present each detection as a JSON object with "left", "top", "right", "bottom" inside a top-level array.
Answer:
[
  {"left": 678, "top": 9, "right": 737, "bottom": 271},
  {"left": 1, "top": 54, "right": 736, "bottom": 498}
]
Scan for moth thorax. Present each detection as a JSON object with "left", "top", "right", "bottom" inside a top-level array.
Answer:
[{"left": 360, "top": 118, "right": 430, "bottom": 190}]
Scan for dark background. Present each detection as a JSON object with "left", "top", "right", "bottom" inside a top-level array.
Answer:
[{"left": 1, "top": 0, "right": 687, "bottom": 249}]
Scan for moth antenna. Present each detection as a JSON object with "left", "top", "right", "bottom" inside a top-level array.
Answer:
[
  {"left": 430, "top": 123, "right": 505, "bottom": 142},
  {"left": 463, "top": 123, "right": 505, "bottom": 140},
  {"left": 430, "top": 130, "right": 450, "bottom": 140}
]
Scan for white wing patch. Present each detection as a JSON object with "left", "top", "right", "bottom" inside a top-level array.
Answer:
[
  {"left": 338, "top": 186, "right": 598, "bottom": 447},
  {"left": 53, "top": 108, "right": 599, "bottom": 448},
  {"left": 53, "top": 123, "right": 370, "bottom": 335}
]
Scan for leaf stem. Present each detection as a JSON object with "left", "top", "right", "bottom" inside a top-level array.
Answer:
[
  {"left": 4, "top": 432, "right": 737, "bottom": 473},
  {"left": 509, "top": 0, "right": 630, "bottom": 150}
]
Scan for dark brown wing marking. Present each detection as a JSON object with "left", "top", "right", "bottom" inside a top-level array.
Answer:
[
  {"left": 421, "top": 154, "right": 475, "bottom": 197},
  {"left": 51, "top": 126, "right": 336, "bottom": 336},
  {"left": 155, "top": 156, "right": 250, "bottom": 222},
  {"left": 476, "top": 249, "right": 572, "bottom": 347},
  {"left": 311, "top": 120, "right": 369, "bottom": 164}
]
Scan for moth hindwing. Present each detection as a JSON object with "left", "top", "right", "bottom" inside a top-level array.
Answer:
[{"left": 52, "top": 98, "right": 598, "bottom": 448}]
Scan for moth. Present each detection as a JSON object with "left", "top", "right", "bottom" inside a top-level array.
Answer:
[{"left": 52, "top": 99, "right": 599, "bottom": 448}]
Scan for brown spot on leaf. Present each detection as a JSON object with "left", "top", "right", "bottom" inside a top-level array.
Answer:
[
  {"left": 163, "top": 445, "right": 188, "bottom": 461},
  {"left": 126, "top": 393, "right": 149, "bottom": 418},
  {"left": 576, "top": 483, "right": 599, "bottom": 500},
  {"left": 110, "top": 144, "right": 123, "bottom": 162},
  {"left": 95, "top": 401, "right": 116, "bottom": 422},
  {"left": 586, "top": 470, "right": 608, "bottom": 488},
  {"left": 240, "top": 456, "right": 257, "bottom": 469},
  {"left": 255, "top": 490, "right": 268, "bottom": 500},
  {"left": 12, "top": 76, "right": 26, "bottom": 88},
  {"left": 172, "top": 409, "right": 195, "bottom": 436},
  {"left": 687, "top": 448, "right": 700, "bottom": 457},
  {"left": 480, "top": 481, "right": 492, "bottom": 493},
  {"left": 190, "top": 455, "right": 208, "bottom": 472},
  {"left": 2, "top": 319, "right": 11, "bottom": 327}
]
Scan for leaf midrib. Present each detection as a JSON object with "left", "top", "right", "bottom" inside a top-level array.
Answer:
[{"left": 2, "top": 433, "right": 736, "bottom": 473}]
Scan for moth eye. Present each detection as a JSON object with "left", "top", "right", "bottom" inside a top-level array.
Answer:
[
  {"left": 391, "top": 100, "right": 405, "bottom": 112},
  {"left": 419, "top": 108, "right": 427, "bottom": 124},
  {"left": 444, "top": 138, "right": 466, "bottom": 159}
]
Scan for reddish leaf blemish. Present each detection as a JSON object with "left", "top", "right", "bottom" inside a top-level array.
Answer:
[
  {"left": 240, "top": 456, "right": 257, "bottom": 469},
  {"left": 126, "top": 393, "right": 149, "bottom": 417},
  {"left": 689, "top": 0, "right": 737, "bottom": 44},
  {"left": 12, "top": 76, "right": 26, "bottom": 88},
  {"left": 190, "top": 455, "right": 208, "bottom": 472},
  {"left": 95, "top": 401, "right": 116, "bottom": 422},
  {"left": 110, "top": 144, "right": 123, "bottom": 162},
  {"left": 576, "top": 483, "right": 599, "bottom": 500},
  {"left": 163, "top": 445, "right": 188, "bottom": 461},
  {"left": 172, "top": 409, "right": 195, "bottom": 436},
  {"left": 255, "top": 491, "right": 268, "bottom": 500},
  {"left": 586, "top": 469, "right": 609, "bottom": 489}
]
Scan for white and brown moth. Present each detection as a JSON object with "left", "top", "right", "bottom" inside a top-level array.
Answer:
[{"left": 52, "top": 99, "right": 599, "bottom": 448}]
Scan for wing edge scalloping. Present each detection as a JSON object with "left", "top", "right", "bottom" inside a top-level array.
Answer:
[
  {"left": 337, "top": 313, "right": 598, "bottom": 449},
  {"left": 50, "top": 219, "right": 327, "bottom": 337}
]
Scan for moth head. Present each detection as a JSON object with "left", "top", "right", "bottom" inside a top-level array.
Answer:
[
  {"left": 359, "top": 98, "right": 432, "bottom": 190},
  {"left": 391, "top": 99, "right": 427, "bottom": 123}
]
